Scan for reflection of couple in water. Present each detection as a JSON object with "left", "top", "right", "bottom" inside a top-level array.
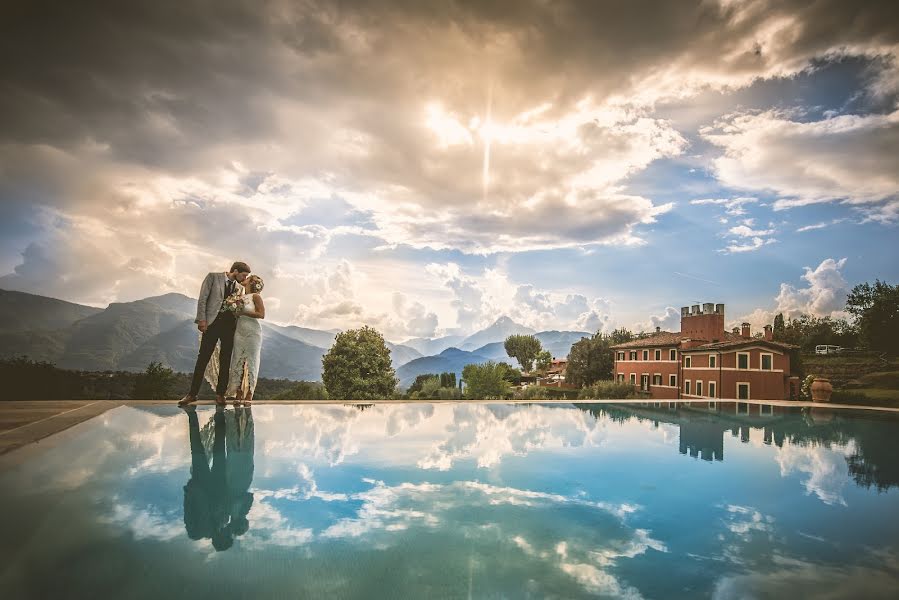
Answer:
[{"left": 182, "top": 405, "right": 255, "bottom": 551}]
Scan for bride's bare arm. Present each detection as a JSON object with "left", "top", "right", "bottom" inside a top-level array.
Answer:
[{"left": 246, "top": 294, "right": 266, "bottom": 319}]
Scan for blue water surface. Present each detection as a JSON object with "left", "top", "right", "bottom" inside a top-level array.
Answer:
[{"left": 1, "top": 402, "right": 898, "bottom": 599}]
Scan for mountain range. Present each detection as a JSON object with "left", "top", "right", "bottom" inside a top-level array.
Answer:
[{"left": 0, "top": 289, "right": 589, "bottom": 387}]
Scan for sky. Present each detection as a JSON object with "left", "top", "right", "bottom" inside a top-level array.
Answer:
[{"left": 0, "top": 0, "right": 897, "bottom": 342}]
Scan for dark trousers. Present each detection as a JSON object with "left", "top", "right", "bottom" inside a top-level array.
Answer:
[{"left": 189, "top": 313, "right": 236, "bottom": 396}]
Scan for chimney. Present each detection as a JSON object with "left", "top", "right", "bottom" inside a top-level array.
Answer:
[
  {"left": 691, "top": 304, "right": 701, "bottom": 315},
  {"left": 732, "top": 327, "right": 740, "bottom": 335},
  {"left": 703, "top": 302, "right": 714, "bottom": 314},
  {"left": 655, "top": 326, "right": 661, "bottom": 333},
  {"left": 764, "top": 324, "right": 773, "bottom": 341},
  {"left": 715, "top": 303, "right": 725, "bottom": 315},
  {"left": 741, "top": 322, "right": 751, "bottom": 339},
  {"left": 681, "top": 306, "right": 690, "bottom": 317}
]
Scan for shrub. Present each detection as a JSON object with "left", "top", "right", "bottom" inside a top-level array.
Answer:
[{"left": 577, "top": 381, "right": 636, "bottom": 400}]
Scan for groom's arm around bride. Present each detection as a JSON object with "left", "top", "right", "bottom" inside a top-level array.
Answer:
[{"left": 179, "top": 262, "right": 252, "bottom": 405}]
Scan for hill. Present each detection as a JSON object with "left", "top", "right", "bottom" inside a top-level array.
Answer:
[
  {"left": 458, "top": 316, "right": 536, "bottom": 351},
  {"left": 395, "top": 347, "right": 493, "bottom": 389},
  {"left": 0, "top": 289, "right": 103, "bottom": 333},
  {"left": 472, "top": 330, "right": 591, "bottom": 363}
]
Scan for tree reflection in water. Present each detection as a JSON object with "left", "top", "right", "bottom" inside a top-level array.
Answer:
[{"left": 579, "top": 403, "right": 899, "bottom": 492}]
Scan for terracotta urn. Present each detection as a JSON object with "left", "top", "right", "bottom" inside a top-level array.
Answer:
[{"left": 810, "top": 377, "right": 833, "bottom": 402}]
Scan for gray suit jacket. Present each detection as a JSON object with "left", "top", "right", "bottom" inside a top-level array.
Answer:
[{"left": 195, "top": 272, "right": 230, "bottom": 325}]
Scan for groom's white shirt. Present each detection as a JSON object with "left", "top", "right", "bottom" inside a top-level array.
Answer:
[{"left": 195, "top": 272, "right": 231, "bottom": 325}]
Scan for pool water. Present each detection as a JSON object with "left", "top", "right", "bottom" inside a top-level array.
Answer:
[{"left": 1, "top": 402, "right": 898, "bottom": 599}]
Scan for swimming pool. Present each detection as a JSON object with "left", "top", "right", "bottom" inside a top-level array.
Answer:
[{"left": 1, "top": 402, "right": 897, "bottom": 599}]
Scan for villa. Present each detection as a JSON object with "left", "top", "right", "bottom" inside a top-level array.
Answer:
[{"left": 611, "top": 303, "right": 801, "bottom": 401}]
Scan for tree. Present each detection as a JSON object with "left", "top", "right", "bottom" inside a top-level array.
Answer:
[
  {"left": 132, "top": 361, "right": 177, "bottom": 400},
  {"left": 273, "top": 381, "right": 329, "bottom": 400},
  {"left": 462, "top": 361, "right": 513, "bottom": 399},
  {"left": 846, "top": 280, "right": 899, "bottom": 354},
  {"left": 408, "top": 373, "right": 439, "bottom": 394},
  {"left": 535, "top": 350, "right": 553, "bottom": 376},
  {"left": 609, "top": 328, "right": 635, "bottom": 345},
  {"left": 322, "top": 326, "right": 398, "bottom": 399},
  {"left": 565, "top": 333, "right": 615, "bottom": 388},
  {"left": 504, "top": 334, "right": 542, "bottom": 372},
  {"left": 439, "top": 372, "right": 457, "bottom": 388},
  {"left": 773, "top": 313, "right": 786, "bottom": 341}
]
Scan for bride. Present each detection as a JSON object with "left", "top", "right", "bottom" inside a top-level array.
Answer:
[{"left": 206, "top": 274, "right": 266, "bottom": 405}]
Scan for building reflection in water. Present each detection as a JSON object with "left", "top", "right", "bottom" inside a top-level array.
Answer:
[
  {"left": 182, "top": 406, "right": 255, "bottom": 551},
  {"left": 579, "top": 402, "right": 899, "bottom": 491}
]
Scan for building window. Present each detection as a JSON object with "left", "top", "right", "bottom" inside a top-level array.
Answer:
[
  {"left": 761, "top": 353, "right": 773, "bottom": 371},
  {"left": 654, "top": 349, "right": 661, "bottom": 360},
  {"left": 640, "top": 374, "right": 650, "bottom": 391},
  {"left": 708, "top": 381, "right": 716, "bottom": 398},
  {"left": 642, "top": 350, "right": 648, "bottom": 361},
  {"left": 709, "top": 355, "right": 716, "bottom": 368},
  {"left": 669, "top": 374, "right": 677, "bottom": 387},
  {"left": 669, "top": 349, "right": 676, "bottom": 360},
  {"left": 630, "top": 373, "right": 636, "bottom": 385},
  {"left": 737, "top": 353, "right": 749, "bottom": 370},
  {"left": 696, "top": 381, "right": 703, "bottom": 397},
  {"left": 684, "top": 356, "right": 692, "bottom": 368},
  {"left": 617, "top": 373, "right": 624, "bottom": 382},
  {"left": 629, "top": 351, "right": 637, "bottom": 361},
  {"left": 684, "top": 380, "right": 691, "bottom": 395},
  {"left": 652, "top": 374, "right": 662, "bottom": 386},
  {"left": 737, "top": 382, "right": 750, "bottom": 400}
]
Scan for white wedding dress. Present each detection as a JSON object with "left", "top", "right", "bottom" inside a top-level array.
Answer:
[{"left": 204, "top": 294, "right": 263, "bottom": 398}]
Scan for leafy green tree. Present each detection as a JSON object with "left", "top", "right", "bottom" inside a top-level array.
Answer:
[
  {"left": 419, "top": 376, "right": 442, "bottom": 398},
  {"left": 773, "top": 313, "right": 786, "bottom": 341},
  {"left": 565, "top": 333, "right": 615, "bottom": 387},
  {"left": 535, "top": 350, "right": 553, "bottom": 375},
  {"left": 439, "top": 372, "right": 457, "bottom": 388},
  {"left": 610, "top": 328, "right": 635, "bottom": 345},
  {"left": 408, "top": 373, "right": 439, "bottom": 394},
  {"left": 132, "top": 361, "right": 177, "bottom": 400},
  {"left": 846, "top": 280, "right": 899, "bottom": 354},
  {"left": 322, "top": 326, "right": 397, "bottom": 399},
  {"left": 504, "top": 334, "right": 542, "bottom": 373},
  {"left": 462, "top": 361, "right": 513, "bottom": 399},
  {"left": 273, "top": 381, "right": 329, "bottom": 400}
]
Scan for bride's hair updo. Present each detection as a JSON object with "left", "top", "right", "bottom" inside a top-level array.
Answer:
[{"left": 247, "top": 274, "right": 264, "bottom": 293}]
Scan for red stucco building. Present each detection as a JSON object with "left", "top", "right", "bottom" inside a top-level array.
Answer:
[{"left": 611, "top": 303, "right": 800, "bottom": 401}]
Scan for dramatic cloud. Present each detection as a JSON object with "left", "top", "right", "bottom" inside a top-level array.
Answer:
[
  {"left": 738, "top": 257, "right": 850, "bottom": 328},
  {"left": 703, "top": 109, "right": 899, "bottom": 222},
  {"left": 1, "top": 0, "right": 897, "bottom": 333},
  {"left": 426, "top": 262, "right": 613, "bottom": 334}
]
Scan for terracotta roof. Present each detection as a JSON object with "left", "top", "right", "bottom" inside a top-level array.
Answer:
[
  {"left": 611, "top": 331, "right": 684, "bottom": 349},
  {"left": 682, "top": 338, "right": 798, "bottom": 352}
]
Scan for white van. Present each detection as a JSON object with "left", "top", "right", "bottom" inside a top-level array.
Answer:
[{"left": 815, "top": 345, "right": 842, "bottom": 355}]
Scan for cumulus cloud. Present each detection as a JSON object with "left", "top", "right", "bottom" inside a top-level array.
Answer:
[
  {"left": 737, "top": 257, "right": 850, "bottom": 328},
  {"left": 2, "top": 0, "right": 898, "bottom": 325},
  {"left": 633, "top": 307, "right": 681, "bottom": 333},
  {"left": 703, "top": 109, "right": 899, "bottom": 222},
  {"left": 426, "top": 262, "right": 613, "bottom": 334}
]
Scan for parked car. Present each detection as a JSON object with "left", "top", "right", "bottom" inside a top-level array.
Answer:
[{"left": 815, "top": 345, "right": 843, "bottom": 355}]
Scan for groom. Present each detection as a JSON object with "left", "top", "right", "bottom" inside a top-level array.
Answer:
[{"left": 179, "top": 262, "right": 252, "bottom": 405}]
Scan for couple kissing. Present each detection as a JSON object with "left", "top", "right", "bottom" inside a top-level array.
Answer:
[{"left": 179, "top": 261, "right": 266, "bottom": 406}]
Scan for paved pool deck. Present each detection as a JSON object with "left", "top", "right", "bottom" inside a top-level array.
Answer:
[{"left": 1, "top": 398, "right": 897, "bottom": 456}]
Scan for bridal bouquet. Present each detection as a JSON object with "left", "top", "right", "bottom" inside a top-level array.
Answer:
[{"left": 221, "top": 292, "right": 245, "bottom": 315}]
